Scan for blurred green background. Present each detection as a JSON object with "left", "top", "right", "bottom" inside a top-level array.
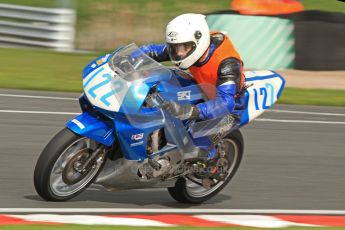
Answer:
[
  {"left": 0, "top": 0, "right": 344, "bottom": 50},
  {"left": 0, "top": 0, "right": 344, "bottom": 106}
]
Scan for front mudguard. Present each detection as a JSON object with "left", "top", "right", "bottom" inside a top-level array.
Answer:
[{"left": 66, "top": 112, "right": 114, "bottom": 147}]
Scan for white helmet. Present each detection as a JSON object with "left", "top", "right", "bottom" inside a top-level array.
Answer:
[{"left": 166, "top": 13, "right": 210, "bottom": 69}]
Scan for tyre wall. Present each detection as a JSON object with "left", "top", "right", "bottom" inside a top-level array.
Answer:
[{"left": 206, "top": 11, "right": 345, "bottom": 70}]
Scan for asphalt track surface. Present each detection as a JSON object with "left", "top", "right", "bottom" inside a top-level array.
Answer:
[{"left": 0, "top": 89, "right": 344, "bottom": 210}]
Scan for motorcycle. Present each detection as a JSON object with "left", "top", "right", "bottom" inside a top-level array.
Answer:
[{"left": 34, "top": 44, "right": 285, "bottom": 203}]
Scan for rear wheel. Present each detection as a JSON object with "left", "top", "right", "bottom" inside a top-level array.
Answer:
[
  {"left": 168, "top": 130, "right": 244, "bottom": 203},
  {"left": 34, "top": 128, "right": 107, "bottom": 201}
]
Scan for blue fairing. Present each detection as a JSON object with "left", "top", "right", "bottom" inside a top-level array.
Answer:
[
  {"left": 112, "top": 112, "right": 165, "bottom": 161},
  {"left": 66, "top": 112, "right": 114, "bottom": 147},
  {"left": 74, "top": 45, "right": 286, "bottom": 163},
  {"left": 82, "top": 53, "right": 112, "bottom": 78}
]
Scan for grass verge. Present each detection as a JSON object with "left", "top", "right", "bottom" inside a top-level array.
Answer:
[
  {"left": 0, "top": 47, "right": 94, "bottom": 92},
  {"left": 278, "top": 88, "right": 345, "bottom": 107},
  {"left": 0, "top": 47, "right": 344, "bottom": 107}
]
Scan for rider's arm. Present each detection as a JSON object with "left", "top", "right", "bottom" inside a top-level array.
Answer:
[
  {"left": 140, "top": 44, "right": 170, "bottom": 62},
  {"left": 196, "top": 57, "right": 242, "bottom": 120}
]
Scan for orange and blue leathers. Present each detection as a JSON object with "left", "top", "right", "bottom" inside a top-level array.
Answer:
[{"left": 140, "top": 32, "right": 245, "bottom": 120}]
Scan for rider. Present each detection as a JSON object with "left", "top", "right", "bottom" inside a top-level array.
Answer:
[{"left": 140, "top": 13, "right": 245, "bottom": 159}]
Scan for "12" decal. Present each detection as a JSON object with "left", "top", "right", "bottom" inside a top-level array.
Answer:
[{"left": 253, "top": 83, "right": 275, "bottom": 110}]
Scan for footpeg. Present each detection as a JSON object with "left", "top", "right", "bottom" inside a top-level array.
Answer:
[{"left": 148, "top": 159, "right": 161, "bottom": 171}]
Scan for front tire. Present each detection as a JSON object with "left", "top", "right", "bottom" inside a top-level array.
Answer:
[
  {"left": 168, "top": 130, "right": 244, "bottom": 203},
  {"left": 34, "top": 128, "right": 106, "bottom": 201}
]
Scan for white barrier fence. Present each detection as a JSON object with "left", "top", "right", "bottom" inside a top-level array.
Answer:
[{"left": 0, "top": 3, "right": 75, "bottom": 51}]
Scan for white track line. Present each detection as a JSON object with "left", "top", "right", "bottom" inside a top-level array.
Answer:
[
  {"left": 256, "top": 118, "right": 345, "bottom": 125},
  {"left": 269, "top": 109, "right": 345, "bottom": 117},
  {"left": 197, "top": 215, "right": 318, "bottom": 228},
  {"left": 0, "top": 93, "right": 77, "bottom": 101},
  {"left": 1, "top": 208, "right": 345, "bottom": 215},
  {"left": 0, "top": 109, "right": 78, "bottom": 115},
  {"left": 8, "top": 214, "right": 174, "bottom": 227}
]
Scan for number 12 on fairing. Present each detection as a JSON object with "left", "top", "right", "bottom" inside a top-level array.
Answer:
[{"left": 253, "top": 83, "right": 275, "bottom": 110}]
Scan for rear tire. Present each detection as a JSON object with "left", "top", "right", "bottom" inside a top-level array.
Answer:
[
  {"left": 168, "top": 130, "right": 244, "bottom": 203},
  {"left": 34, "top": 128, "right": 106, "bottom": 201}
]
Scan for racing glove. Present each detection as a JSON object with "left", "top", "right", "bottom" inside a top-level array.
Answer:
[{"left": 162, "top": 101, "right": 200, "bottom": 120}]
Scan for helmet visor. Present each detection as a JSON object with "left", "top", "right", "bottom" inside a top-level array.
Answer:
[{"left": 167, "top": 42, "right": 196, "bottom": 62}]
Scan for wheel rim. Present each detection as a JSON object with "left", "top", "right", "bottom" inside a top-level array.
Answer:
[
  {"left": 49, "top": 137, "right": 104, "bottom": 197},
  {"left": 62, "top": 148, "right": 93, "bottom": 185},
  {"left": 185, "top": 138, "right": 239, "bottom": 198}
]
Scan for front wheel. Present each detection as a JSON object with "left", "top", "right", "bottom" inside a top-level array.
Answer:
[
  {"left": 168, "top": 130, "right": 244, "bottom": 203},
  {"left": 34, "top": 128, "right": 107, "bottom": 201}
]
